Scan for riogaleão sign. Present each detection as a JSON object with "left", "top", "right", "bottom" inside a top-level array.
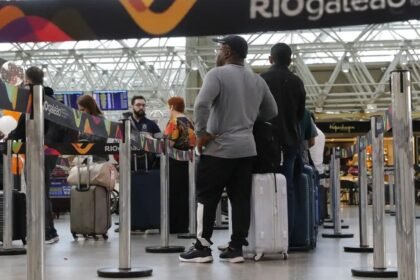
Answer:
[{"left": 0, "top": 0, "right": 419, "bottom": 42}]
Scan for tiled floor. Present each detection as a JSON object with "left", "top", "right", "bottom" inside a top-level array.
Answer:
[{"left": 1, "top": 206, "right": 418, "bottom": 280}]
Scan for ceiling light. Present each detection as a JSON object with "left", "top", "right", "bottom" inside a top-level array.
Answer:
[
  {"left": 400, "top": 54, "right": 408, "bottom": 65},
  {"left": 191, "top": 59, "right": 199, "bottom": 71},
  {"left": 342, "top": 57, "right": 350, "bottom": 73}
]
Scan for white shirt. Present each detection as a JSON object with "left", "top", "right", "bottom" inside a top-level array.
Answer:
[{"left": 310, "top": 126, "right": 326, "bottom": 174}]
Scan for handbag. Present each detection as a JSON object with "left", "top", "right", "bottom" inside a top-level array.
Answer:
[{"left": 67, "top": 159, "right": 117, "bottom": 191}]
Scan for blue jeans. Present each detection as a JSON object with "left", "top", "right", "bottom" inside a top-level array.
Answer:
[{"left": 281, "top": 146, "right": 303, "bottom": 239}]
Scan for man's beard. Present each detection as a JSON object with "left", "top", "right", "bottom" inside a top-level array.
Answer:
[{"left": 134, "top": 110, "right": 145, "bottom": 118}]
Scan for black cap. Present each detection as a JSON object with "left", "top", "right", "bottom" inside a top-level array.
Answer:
[{"left": 213, "top": 35, "right": 248, "bottom": 59}]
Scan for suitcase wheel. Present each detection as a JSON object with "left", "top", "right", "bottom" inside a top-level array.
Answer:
[
  {"left": 22, "top": 239, "right": 27, "bottom": 245},
  {"left": 83, "top": 234, "right": 89, "bottom": 239},
  {"left": 72, "top": 233, "right": 78, "bottom": 240},
  {"left": 103, "top": 234, "right": 109, "bottom": 240},
  {"left": 283, "top": 253, "right": 288, "bottom": 260},
  {"left": 91, "top": 234, "right": 99, "bottom": 241},
  {"left": 254, "top": 253, "right": 264, "bottom": 261}
]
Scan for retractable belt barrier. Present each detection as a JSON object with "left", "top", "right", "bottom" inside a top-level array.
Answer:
[
  {"left": 322, "top": 147, "right": 354, "bottom": 239},
  {"left": 343, "top": 136, "right": 374, "bottom": 253},
  {"left": 0, "top": 83, "right": 156, "bottom": 280},
  {"left": 0, "top": 80, "right": 123, "bottom": 140},
  {"left": 351, "top": 116, "right": 398, "bottom": 277},
  {"left": 145, "top": 139, "right": 194, "bottom": 253},
  {"left": 98, "top": 119, "right": 152, "bottom": 278}
]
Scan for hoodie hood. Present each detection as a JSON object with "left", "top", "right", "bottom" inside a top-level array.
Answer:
[{"left": 44, "top": 86, "right": 54, "bottom": 97}]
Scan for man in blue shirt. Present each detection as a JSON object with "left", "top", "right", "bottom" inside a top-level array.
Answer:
[
  {"left": 128, "top": 95, "right": 161, "bottom": 135},
  {"left": 115, "top": 95, "right": 161, "bottom": 232}
]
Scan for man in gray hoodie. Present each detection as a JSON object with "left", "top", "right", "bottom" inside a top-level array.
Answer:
[{"left": 179, "top": 35, "right": 277, "bottom": 264}]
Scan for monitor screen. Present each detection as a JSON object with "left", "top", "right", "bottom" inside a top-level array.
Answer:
[
  {"left": 93, "top": 90, "right": 129, "bottom": 111},
  {"left": 54, "top": 91, "right": 83, "bottom": 109}
]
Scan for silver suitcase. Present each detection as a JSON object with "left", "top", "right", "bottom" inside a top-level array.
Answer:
[
  {"left": 229, "top": 173, "right": 288, "bottom": 261},
  {"left": 70, "top": 157, "right": 111, "bottom": 240},
  {"left": 248, "top": 173, "right": 288, "bottom": 261}
]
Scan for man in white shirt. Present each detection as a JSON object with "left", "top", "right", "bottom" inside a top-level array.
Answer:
[
  {"left": 309, "top": 113, "right": 327, "bottom": 222},
  {"left": 309, "top": 122, "right": 325, "bottom": 175}
]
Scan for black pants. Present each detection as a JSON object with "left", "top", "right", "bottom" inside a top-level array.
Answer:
[
  {"left": 196, "top": 155, "right": 253, "bottom": 249},
  {"left": 169, "top": 158, "right": 189, "bottom": 233},
  {"left": 45, "top": 156, "right": 58, "bottom": 238}
]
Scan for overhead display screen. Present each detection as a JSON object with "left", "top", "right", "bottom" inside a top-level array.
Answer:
[
  {"left": 93, "top": 90, "right": 129, "bottom": 111},
  {"left": 55, "top": 91, "right": 83, "bottom": 109}
]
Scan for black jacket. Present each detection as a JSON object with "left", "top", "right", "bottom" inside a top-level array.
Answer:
[
  {"left": 8, "top": 86, "right": 78, "bottom": 144},
  {"left": 260, "top": 64, "right": 306, "bottom": 147}
]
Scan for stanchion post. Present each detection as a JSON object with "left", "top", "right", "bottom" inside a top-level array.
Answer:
[
  {"left": 389, "top": 173, "right": 394, "bottom": 210},
  {"left": 323, "top": 151, "right": 347, "bottom": 228},
  {"left": 351, "top": 116, "right": 397, "bottom": 277},
  {"left": 146, "top": 139, "right": 185, "bottom": 253},
  {"left": 372, "top": 116, "right": 386, "bottom": 269},
  {"left": 322, "top": 147, "right": 353, "bottom": 238},
  {"left": 0, "top": 140, "right": 26, "bottom": 256},
  {"left": 27, "top": 85, "right": 45, "bottom": 280},
  {"left": 213, "top": 201, "right": 228, "bottom": 230},
  {"left": 333, "top": 148, "right": 342, "bottom": 234},
  {"left": 161, "top": 140, "right": 170, "bottom": 247},
  {"left": 391, "top": 70, "right": 417, "bottom": 280},
  {"left": 385, "top": 170, "right": 396, "bottom": 215},
  {"left": 98, "top": 119, "right": 152, "bottom": 278},
  {"left": 344, "top": 136, "right": 373, "bottom": 253},
  {"left": 324, "top": 158, "right": 334, "bottom": 223},
  {"left": 178, "top": 152, "right": 197, "bottom": 239}
]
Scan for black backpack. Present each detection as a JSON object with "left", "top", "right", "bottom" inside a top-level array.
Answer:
[{"left": 253, "top": 121, "right": 282, "bottom": 173}]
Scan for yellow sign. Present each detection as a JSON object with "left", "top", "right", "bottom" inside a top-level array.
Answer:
[
  {"left": 120, "top": 0, "right": 196, "bottom": 35},
  {"left": 71, "top": 143, "right": 95, "bottom": 155}
]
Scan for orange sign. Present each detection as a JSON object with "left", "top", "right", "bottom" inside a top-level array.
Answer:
[
  {"left": 120, "top": 0, "right": 196, "bottom": 35},
  {"left": 71, "top": 143, "right": 95, "bottom": 155}
]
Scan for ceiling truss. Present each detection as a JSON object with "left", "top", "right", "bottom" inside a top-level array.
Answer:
[{"left": 0, "top": 21, "right": 420, "bottom": 114}]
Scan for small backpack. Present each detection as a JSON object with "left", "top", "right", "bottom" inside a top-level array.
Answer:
[{"left": 253, "top": 121, "right": 282, "bottom": 173}]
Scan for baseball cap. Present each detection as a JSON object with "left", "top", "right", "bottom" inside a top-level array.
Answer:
[{"left": 213, "top": 35, "right": 248, "bottom": 59}]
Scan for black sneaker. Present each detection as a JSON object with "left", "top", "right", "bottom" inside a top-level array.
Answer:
[
  {"left": 45, "top": 235, "right": 59, "bottom": 245},
  {"left": 179, "top": 245, "right": 213, "bottom": 263},
  {"left": 219, "top": 247, "right": 244, "bottom": 263}
]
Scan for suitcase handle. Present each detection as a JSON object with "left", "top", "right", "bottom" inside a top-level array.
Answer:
[
  {"left": 273, "top": 173, "right": 278, "bottom": 193},
  {"left": 76, "top": 156, "right": 91, "bottom": 191}
]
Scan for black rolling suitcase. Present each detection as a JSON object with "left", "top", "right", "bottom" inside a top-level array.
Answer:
[
  {"left": 0, "top": 191, "right": 26, "bottom": 245},
  {"left": 131, "top": 152, "right": 160, "bottom": 231},
  {"left": 131, "top": 153, "right": 160, "bottom": 231}
]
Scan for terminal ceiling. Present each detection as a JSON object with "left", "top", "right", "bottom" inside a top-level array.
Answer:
[{"left": 0, "top": 20, "right": 419, "bottom": 118}]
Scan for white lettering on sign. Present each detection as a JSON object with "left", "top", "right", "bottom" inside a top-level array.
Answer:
[
  {"left": 104, "top": 145, "right": 119, "bottom": 152},
  {"left": 43, "top": 101, "right": 70, "bottom": 120},
  {"left": 250, "top": 0, "right": 408, "bottom": 20}
]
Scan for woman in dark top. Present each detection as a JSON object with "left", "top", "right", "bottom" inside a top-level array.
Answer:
[
  {"left": 77, "top": 95, "right": 108, "bottom": 163},
  {"left": 164, "top": 96, "right": 196, "bottom": 233}
]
